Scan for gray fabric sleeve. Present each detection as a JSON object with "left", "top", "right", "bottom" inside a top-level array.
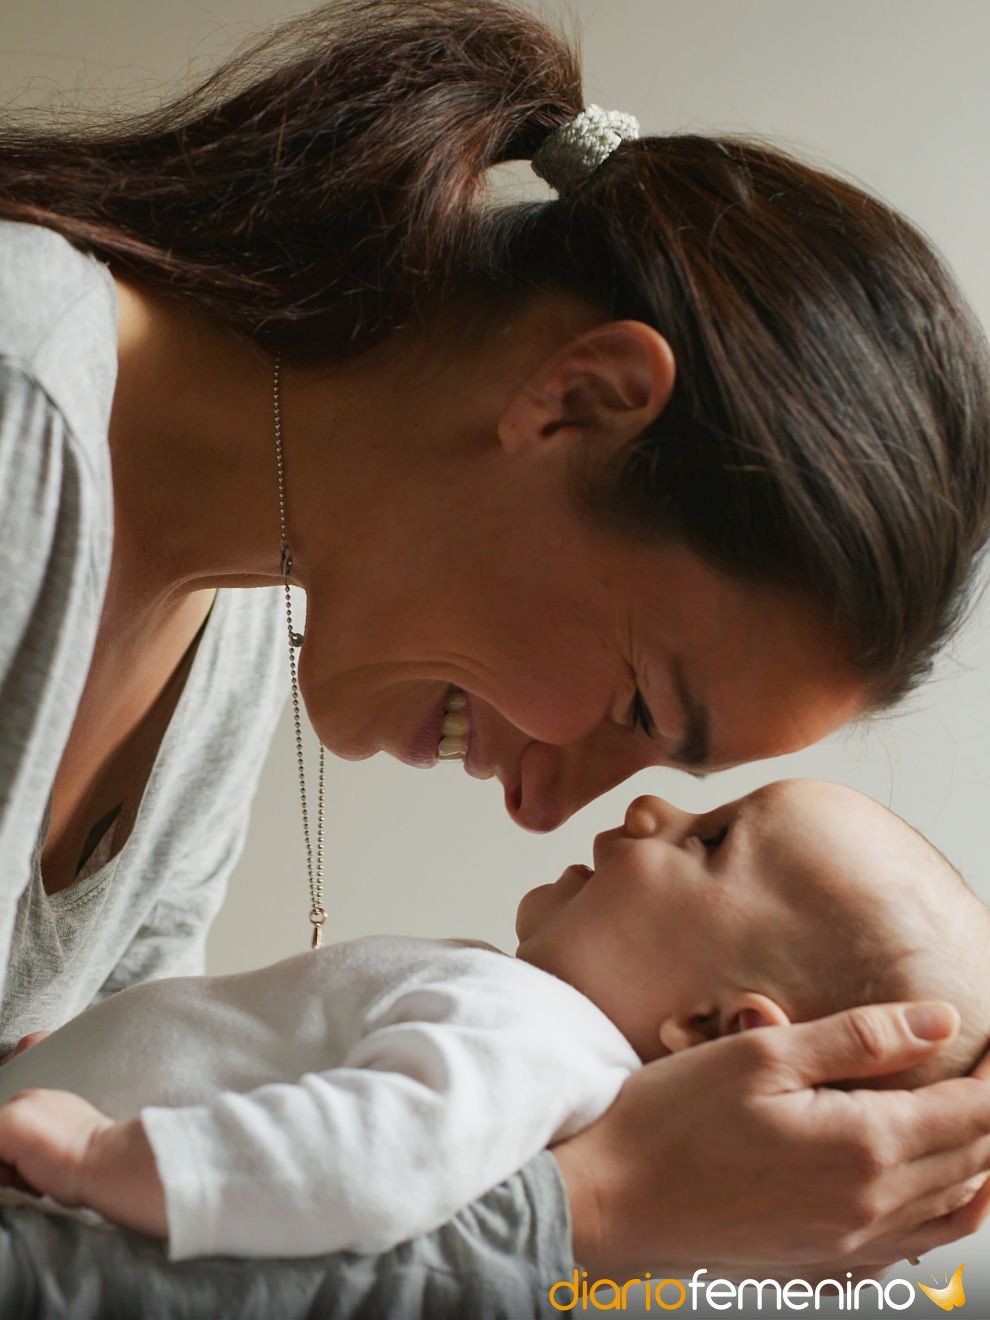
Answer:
[
  {"left": 0, "top": 361, "right": 107, "bottom": 986},
  {"left": 0, "top": 1149, "right": 573, "bottom": 1319}
]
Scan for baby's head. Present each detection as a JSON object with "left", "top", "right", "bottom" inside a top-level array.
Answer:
[{"left": 515, "top": 779, "right": 990, "bottom": 1086}]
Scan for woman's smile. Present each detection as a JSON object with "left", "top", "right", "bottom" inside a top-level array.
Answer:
[
  {"left": 437, "top": 687, "right": 470, "bottom": 760},
  {"left": 403, "top": 684, "right": 494, "bottom": 778},
  {"left": 406, "top": 687, "right": 456, "bottom": 768}
]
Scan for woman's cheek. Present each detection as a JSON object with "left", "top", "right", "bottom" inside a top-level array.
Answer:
[{"left": 490, "top": 680, "right": 613, "bottom": 745}]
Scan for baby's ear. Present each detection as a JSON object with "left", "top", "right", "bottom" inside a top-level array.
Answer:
[
  {"left": 658, "top": 993, "right": 792, "bottom": 1054},
  {"left": 658, "top": 1007, "right": 721, "bottom": 1053},
  {"left": 723, "top": 990, "right": 792, "bottom": 1036}
]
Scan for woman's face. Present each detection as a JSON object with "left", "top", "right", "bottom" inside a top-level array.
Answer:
[
  {"left": 297, "top": 499, "right": 863, "bottom": 834},
  {"left": 294, "top": 300, "right": 864, "bottom": 832}
]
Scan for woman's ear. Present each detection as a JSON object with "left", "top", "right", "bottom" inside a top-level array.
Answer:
[
  {"left": 722, "top": 990, "right": 792, "bottom": 1036},
  {"left": 497, "top": 320, "right": 676, "bottom": 457}
]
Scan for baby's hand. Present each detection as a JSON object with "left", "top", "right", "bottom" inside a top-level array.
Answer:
[
  {"left": 0, "top": 1088, "right": 110, "bottom": 1204},
  {"left": 0, "top": 1089, "right": 166, "bottom": 1239}
]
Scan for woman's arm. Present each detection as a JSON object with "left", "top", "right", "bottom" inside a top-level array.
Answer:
[{"left": 553, "top": 1001, "right": 990, "bottom": 1280}]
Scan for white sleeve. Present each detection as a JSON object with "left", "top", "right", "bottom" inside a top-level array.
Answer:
[{"left": 139, "top": 971, "right": 635, "bottom": 1261}]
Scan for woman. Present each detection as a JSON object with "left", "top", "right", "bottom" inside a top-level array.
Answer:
[{"left": 1, "top": 0, "right": 989, "bottom": 1312}]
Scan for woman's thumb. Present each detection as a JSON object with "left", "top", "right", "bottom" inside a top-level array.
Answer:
[{"left": 763, "top": 1001, "right": 960, "bottom": 1091}]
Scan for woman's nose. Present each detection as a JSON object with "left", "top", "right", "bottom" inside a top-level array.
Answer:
[{"left": 511, "top": 723, "right": 699, "bottom": 832}]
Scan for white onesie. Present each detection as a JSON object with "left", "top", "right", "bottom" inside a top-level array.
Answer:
[{"left": 0, "top": 934, "right": 640, "bottom": 1261}]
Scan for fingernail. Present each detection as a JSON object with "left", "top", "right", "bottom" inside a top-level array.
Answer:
[{"left": 904, "top": 1003, "right": 958, "bottom": 1041}]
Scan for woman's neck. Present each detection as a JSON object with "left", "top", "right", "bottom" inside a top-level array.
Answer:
[
  {"left": 105, "top": 275, "right": 604, "bottom": 619},
  {"left": 107, "top": 274, "right": 298, "bottom": 611}
]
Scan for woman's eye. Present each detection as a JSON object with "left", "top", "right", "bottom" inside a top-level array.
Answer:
[
  {"left": 699, "top": 824, "right": 729, "bottom": 852},
  {"left": 627, "top": 689, "right": 656, "bottom": 737}
]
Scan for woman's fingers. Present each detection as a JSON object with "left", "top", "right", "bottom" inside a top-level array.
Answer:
[
  {"left": 555, "top": 1013, "right": 987, "bottom": 1280},
  {"left": 951, "top": 1161, "right": 990, "bottom": 1234},
  {"left": 901, "top": 1133, "right": 990, "bottom": 1208},
  {"left": 873, "top": 1171, "right": 989, "bottom": 1244},
  {"left": 874, "top": 1203, "right": 987, "bottom": 1264},
  {"left": 0, "top": 1032, "right": 52, "bottom": 1067},
  {"left": 879, "top": 1169, "right": 990, "bottom": 1258},
  {"left": 815, "top": 1164, "right": 990, "bottom": 1269},
  {"left": 747, "top": 1007, "right": 990, "bottom": 1252},
  {"left": 969, "top": 1042, "right": 990, "bottom": 1084},
  {"left": 896, "top": 1075, "right": 990, "bottom": 1163},
  {"left": 17, "top": 1032, "right": 52, "bottom": 1051},
  {"left": 759, "top": 1001, "right": 960, "bottom": 1092}
]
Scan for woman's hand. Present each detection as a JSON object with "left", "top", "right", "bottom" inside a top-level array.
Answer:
[
  {"left": 0, "top": 1089, "right": 167, "bottom": 1240},
  {"left": 552, "top": 1002, "right": 990, "bottom": 1281},
  {"left": 0, "top": 1031, "right": 52, "bottom": 1065}
]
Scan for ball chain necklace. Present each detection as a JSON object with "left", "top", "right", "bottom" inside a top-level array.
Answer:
[{"left": 273, "top": 351, "right": 328, "bottom": 949}]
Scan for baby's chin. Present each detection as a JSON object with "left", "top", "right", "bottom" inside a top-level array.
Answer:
[
  {"left": 512, "top": 911, "right": 560, "bottom": 972},
  {"left": 513, "top": 884, "right": 554, "bottom": 947},
  {"left": 514, "top": 867, "right": 587, "bottom": 944}
]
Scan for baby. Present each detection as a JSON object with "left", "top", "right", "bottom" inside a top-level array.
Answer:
[{"left": 0, "top": 778, "right": 987, "bottom": 1263}]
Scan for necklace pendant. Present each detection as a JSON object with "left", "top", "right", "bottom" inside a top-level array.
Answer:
[{"left": 309, "top": 904, "right": 327, "bottom": 951}]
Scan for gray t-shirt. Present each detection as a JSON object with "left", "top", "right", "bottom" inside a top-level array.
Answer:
[
  {"left": 0, "top": 218, "right": 288, "bottom": 1050},
  {"left": 0, "top": 218, "right": 574, "bottom": 1313}
]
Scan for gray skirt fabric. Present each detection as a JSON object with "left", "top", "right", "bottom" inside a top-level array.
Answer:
[{"left": 0, "top": 1150, "right": 572, "bottom": 1319}]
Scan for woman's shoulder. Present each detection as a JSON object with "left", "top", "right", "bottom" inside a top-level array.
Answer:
[
  {"left": 0, "top": 220, "right": 117, "bottom": 588},
  {"left": 0, "top": 218, "right": 118, "bottom": 451}
]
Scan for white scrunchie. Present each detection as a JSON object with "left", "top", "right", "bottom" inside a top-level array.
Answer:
[{"left": 531, "top": 103, "right": 641, "bottom": 195}]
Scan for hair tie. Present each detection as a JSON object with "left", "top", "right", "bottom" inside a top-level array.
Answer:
[{"left": 531, "top": 104, "right": 641, "bottom": 195}]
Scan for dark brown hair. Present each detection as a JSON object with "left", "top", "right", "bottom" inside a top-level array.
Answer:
[{"left": 2, "top": 0, "right": 988, "bottom": 707}]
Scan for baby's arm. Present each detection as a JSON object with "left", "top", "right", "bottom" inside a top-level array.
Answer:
[
  {"left": 0, "top": 963, "right": 636, "bottom": 1259},
  {"left": 143, "top": 999, "right": 633, "bottom": 1259}
]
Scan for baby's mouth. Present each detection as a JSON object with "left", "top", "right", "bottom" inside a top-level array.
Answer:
[
  {"left": 437, "top": 686, "right": 470, "bottom": 761},
  {"left": 558, "top": 863, "right": 593, "bottom": 885}
]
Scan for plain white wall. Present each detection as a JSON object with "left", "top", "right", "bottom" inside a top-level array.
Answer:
[{"left": 3, "top": 3, "right": 989, "bottom": 1311}]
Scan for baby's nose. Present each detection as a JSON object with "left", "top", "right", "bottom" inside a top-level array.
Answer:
[{"left": 623, "top": 794, "right": 691, "bottom": 838}]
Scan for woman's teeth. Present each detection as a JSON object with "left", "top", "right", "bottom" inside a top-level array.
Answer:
[{"left": 438, "top": 688, "right": 470, "bottom": 760}]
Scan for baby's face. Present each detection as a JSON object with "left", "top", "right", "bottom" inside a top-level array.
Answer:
[{"left": 515, "top": 778, "right": 938, "bottom": 1062}]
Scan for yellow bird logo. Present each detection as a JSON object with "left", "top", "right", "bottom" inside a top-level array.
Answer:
[{"left": 917, "top": 1264, "right": 966, "bottom": 1311}]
